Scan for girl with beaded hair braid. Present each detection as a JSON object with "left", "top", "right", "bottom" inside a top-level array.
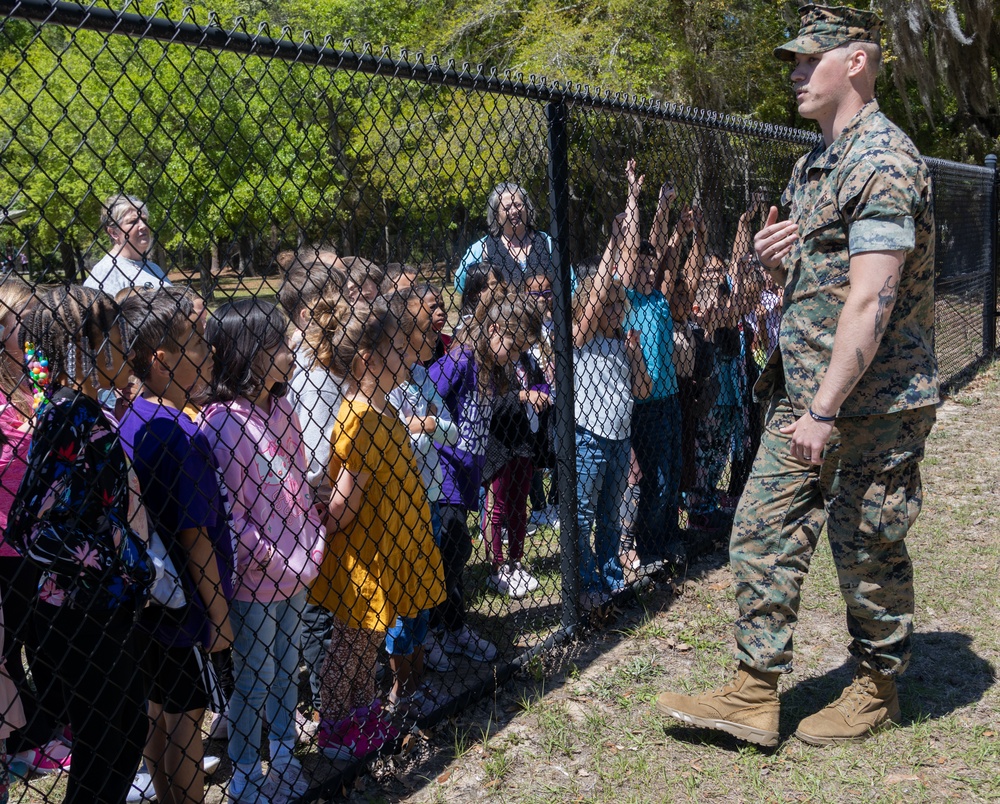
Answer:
[{"left": 7, "top": 284, "right": 155, "bottom": 804}]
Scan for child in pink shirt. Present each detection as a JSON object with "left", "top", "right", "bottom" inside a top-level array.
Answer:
[{"left": 200, "top": 299, "right": 325, "bottom": 804}]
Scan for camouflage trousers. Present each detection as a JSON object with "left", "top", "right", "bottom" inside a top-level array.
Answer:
[{"left": 731, "top": 397, "right": 936, "bottom": 676}]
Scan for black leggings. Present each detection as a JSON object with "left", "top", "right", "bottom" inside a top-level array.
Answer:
[
  {"left": 0, "top": 557, "right": 59, "bottom": 753},
  {"left": 431, "top": 504, "right": 474, "bottom": 633},
  {"left": 31, "top": 602, "right": 147, "bottom": 804}
]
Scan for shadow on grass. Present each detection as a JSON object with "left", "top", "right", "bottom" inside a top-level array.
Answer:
[
  {"left": 779, "top": 630, "right": 996, "bottom": 734},
  {"left": 648, "top": 631, "right": 996, "bottom": 756},
  {"left": 304, "top": 533, "right": 735, "bottom": 801}
]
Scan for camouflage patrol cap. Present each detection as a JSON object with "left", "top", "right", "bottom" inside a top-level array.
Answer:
[{"left": 774, "top": 4, "right": 882, "bottom": 62}]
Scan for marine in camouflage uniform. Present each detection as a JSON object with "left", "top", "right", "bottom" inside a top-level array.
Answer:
[
  {"left": 737, "top": 95, "right": 937, "bottom": 678},
  {"left": 655, "top": 4, "right": 938, "bottom": 747}
]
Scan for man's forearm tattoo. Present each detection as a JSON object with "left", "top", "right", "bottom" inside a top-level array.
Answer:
[
  {"left": 839, "top": 348, "right": 866, "bottom": 394},
  {"left": 874, "top": 275, "right": 899, "bottom": 338}
]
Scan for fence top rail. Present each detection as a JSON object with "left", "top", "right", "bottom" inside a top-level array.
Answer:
[
  {"left": 926, "top": 156, "right": 995, "bottom": 178},
  {"left": 1, "top": 0, "right": 821, "bottom": 145}
]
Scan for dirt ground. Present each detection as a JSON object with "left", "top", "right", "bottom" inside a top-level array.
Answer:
[
  {"left": 11, "top": 368, "right": 999, "bottom": 804},
  {"left": 329, "top": 366, "right": 1000, "bottom": 804}
]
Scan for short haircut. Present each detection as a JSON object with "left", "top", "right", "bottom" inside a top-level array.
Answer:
[
  {"left": 486, "top": 183, "right": 537, "bottom": 237},
  {"left": 119, "top": 286, "right": 197, "bottom": 380},
  {"left": 101, "top": 194, "right": 147, "bottom": 231},
  {"left": 857, "top": 41, "right": 882, "bottom": 75}
]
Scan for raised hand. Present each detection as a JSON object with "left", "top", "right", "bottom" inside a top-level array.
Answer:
[
  {"left": 626, "top": 158, "right": 645, "bottom": 198},
  {"left": 692, "top": 203, "right": 707, "bottom": 236},
  {"left": 659, "top": 179, "right": 678, "bottom": 208},
  {"left": 754, "top": 206, "right": 798, "bottom": 269}
]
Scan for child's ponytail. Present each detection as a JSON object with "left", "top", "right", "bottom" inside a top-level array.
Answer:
[{"left": 310, "top": 296, "right": 398, "bottom": 384}]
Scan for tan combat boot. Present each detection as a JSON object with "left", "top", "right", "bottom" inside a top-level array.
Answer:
[
  {"left": 794, "top": 668, "right": 901, "bottom": 746},
  {"left": 655, "top": 663, "right": 781, "bottom": 747}
]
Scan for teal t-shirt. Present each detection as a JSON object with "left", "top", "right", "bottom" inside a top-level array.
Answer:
[{"left": 624, "top": 288, "right": 678, "bottom": 401}]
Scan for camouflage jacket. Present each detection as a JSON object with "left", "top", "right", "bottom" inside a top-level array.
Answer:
[{"left": 761, "top": 100, "right": 938, "bottom": 417}]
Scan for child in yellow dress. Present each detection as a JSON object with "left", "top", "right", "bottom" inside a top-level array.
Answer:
[{"left": 309, "top": 297, "right": 446, "bottom": 759}]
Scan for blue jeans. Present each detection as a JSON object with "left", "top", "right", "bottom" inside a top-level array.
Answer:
[
  {"left": 385, "top": 501, "right": 440, "bottom": 655},
  {"left": 228, "top": 590, "right": 306, "bottom": 786},
  {"left": 575, "top": 427, "right": 628, "bottom": 594},
  {"left": 631, "top": 394, "right": 683, "bottom": 559}
]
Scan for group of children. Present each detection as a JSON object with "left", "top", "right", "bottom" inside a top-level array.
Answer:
[{"left": 0, "top": 240, "right": 559, "bottom": 802}]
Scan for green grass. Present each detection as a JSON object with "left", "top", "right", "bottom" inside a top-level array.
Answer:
[{"left": 364, "top": 364, "right": 1000, "bottom": 804}]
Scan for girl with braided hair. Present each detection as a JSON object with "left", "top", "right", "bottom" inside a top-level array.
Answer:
[
  {"left": 7, "top": 284, "right": 155, "bottom": 803},
  {"left": 309, "top": 297, "right": 445, "bottom": 755}
]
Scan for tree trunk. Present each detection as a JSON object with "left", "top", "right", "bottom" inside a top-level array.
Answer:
[
  {"left": 59, "top": 237, "right": 76, "bottom": 284},
  {"left": 238, "top": 234, "right": 256, "bottom": 277},
  {"left": 201, "top": 243, "right": 217, "bottom": 303}
]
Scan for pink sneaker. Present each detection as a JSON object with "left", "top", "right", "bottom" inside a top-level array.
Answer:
[
  {"left": 13, "top": 740, "right": 71, "bottom": 777},
  {"left": 316, "top": 716, "right": 355, "bottom": 761},
  {"left": 317, "top": 706, "right": 399, "bottom": 761},
  {"left": 347, "top": 712, "right": 400, "bottom": 759}
]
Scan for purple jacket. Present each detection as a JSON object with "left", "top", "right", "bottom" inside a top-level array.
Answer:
[{"left": 428, "top": 347, "right": 492, "bottom": 510}]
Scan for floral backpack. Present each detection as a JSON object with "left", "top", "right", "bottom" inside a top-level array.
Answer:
[{"left": 7, "top": 388, "right": 155, "bottom": 610}]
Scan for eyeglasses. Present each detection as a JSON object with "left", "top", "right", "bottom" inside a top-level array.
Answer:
[{"left": 528, "top": 289, "right": 552, "bottom": 298}]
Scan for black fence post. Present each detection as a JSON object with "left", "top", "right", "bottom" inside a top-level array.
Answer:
[
  {"left": 546, "top": 97, "right": 579, "bottom": 632},
  {"left": 985, "top": 153, "right": 998, "bottom": 358}
]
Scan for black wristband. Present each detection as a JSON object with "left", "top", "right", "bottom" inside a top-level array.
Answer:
[{"left": 808, "top": 407, "right": 837, "bottom": 423}]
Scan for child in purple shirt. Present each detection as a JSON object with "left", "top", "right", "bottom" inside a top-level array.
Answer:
[{"left": 119, "top": 287, "right": 235, "bottom": 804}]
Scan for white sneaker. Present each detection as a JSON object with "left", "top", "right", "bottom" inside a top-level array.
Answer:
[
  {"left": 489, "top": 565, "right": 519, "bottom": 598},
  {"left": 422, "top": 631, "right": 453, "bottom": 672},
  {"left": 548, "top": 505, "right": 561, "bottom": 532},
  {"left": 127, "top": 771, "right": 156, "bottom": 803},
  {"left": 208, "top": 708, "right": 229, "bottom": 741},
  {"left": 202, "top": 754, "right": 221, "bottom": 776},
  {"left": 261, "top": 755, "right": 309, "bottom": 803},
  {"left": 528, "top": 507, "right": 559, "bottom": 528},
  {"left": 512, "top": 561, "right": 539, "bottom": 593},
  {"left": 440, "top": 624, "right": 498, "bottom": 662}
]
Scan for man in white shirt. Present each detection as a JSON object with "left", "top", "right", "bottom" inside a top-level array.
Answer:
[{"left": 84, "top": 194, "right": 171, "bottom": 296}]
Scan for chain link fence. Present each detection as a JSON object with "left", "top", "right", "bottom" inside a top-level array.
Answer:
[{"left": 0, "top": 2, "right": 996, "bottom": 802}]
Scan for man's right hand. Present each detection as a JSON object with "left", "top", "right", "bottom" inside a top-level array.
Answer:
[{"left": 754, "top": 206, "right": 798, "bottom": 269}]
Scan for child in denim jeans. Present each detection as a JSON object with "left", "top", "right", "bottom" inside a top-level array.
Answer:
[
  {"left": 385, "top": 286, "right": 458, "bottom": 710},
  {"left": 200, "top": 300, "right": 325, "bottom": 804},
  {"left": 572, "top": 226, "right": 652, "bottom": 611}
]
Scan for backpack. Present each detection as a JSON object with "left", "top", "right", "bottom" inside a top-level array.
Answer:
[{"left": 10, "top": 390, "right": 155, "bottom": 610}]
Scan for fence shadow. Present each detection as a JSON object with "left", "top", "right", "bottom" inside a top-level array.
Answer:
[{"left": 304, "top": 539, "right": 736, "bottom": 799}]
